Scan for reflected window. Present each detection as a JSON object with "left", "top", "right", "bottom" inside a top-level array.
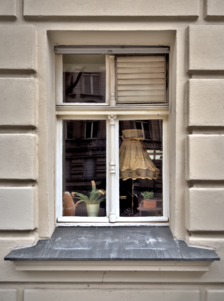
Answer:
[
  {"left": 63, "top": 120, "right": 106, "bottom": 217},
  {"left": 63, "top": 55, "right": 106, "bottom": 103}
]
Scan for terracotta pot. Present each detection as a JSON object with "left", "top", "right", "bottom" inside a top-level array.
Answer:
[
  {"left": 142, "top": 199, "right": 157, "bottom": 209},
  {"left": 63, "top": 192, "right": 75, "bottom": 216},
  {"left": 86, "top": 204, "right": 100, "bottom": 217}
]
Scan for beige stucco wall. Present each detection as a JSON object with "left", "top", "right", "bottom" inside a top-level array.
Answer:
[{"left": 0, "top": 0, "right": 224, "bottom": 300}]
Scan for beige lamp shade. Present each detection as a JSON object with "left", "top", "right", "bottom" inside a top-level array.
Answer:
[{"left": 119, "top": 129, "right": 160, "bottom": 181}]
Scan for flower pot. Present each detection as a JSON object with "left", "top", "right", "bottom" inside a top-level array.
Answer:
[
  {"left": 63, "top": 192, "right": 75, "bottom": 216},
  {"left": 86, "top": 204, "right": 100, "bottom": 217},
  {"left": 142, "top": 199, "right": 157, "bottom": 209}
]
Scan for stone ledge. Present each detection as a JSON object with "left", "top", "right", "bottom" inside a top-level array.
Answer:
[
  {"left": 24, "top": 0, "right": 199, "bottom": 17},
  {"left": 24, "top": 289, "right": 200, "bottom": 301},
  {"left": 5, "top": 227, "right": 219, "bottom": 264},
  {"left": 14, "top": 260, "right": 212, "bottom": 272}
]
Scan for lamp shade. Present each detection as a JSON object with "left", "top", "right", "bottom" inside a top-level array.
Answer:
[{"left": 119, "top": 129, "right": 160, "bottom": 181}]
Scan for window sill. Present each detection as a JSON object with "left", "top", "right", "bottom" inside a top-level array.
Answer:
[
  {"left": 14, "top": 261, "right": 212, "bottom": 272},
  {"left": 4, "top": 226, "right": 219, "bottom": 272}
]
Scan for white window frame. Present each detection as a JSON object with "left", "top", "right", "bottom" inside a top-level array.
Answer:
[{"left": 55, "top": 47, "right": 169, "bottom": 225}]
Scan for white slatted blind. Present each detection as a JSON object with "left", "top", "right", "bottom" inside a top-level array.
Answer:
[{"left": 116, "top": 56, "right": 166, "bottom": 103}]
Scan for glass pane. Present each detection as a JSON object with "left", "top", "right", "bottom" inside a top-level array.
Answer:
[
  {"left": 85, "top": 121, "right": 92, "bottom": 138},
  {"left": 92, "top": 75, "right": 100, "bottom": 95},
  {"left": 83, "top": 74, "right": 92, "bottom": 95},
  {"left": 119, "top": 120, "right": 163, "bottom": 217},
  {"left": 63, "top": 55, "right": 106, "bottom": 103},
  {"left": 63, "top": 120, "right": 106, "bottom": 217}
]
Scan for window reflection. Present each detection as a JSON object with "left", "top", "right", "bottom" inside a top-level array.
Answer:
[
  {"left": 63, "top": 55, "right": 106, "bottom": 103},
  {"left": 63, "top": 120, "right": 106, "bottom": 217},
  {"left": 119, "top": 120, "right": 163, "bottom": 217}
]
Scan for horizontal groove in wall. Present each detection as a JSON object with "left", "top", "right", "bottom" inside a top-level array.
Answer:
[
  {"left": 0, "top": 180, "right": 37, "bottom": 187},
  {"left": 0, "top": 126, "right": 36, "bottom": 133},
  {"left": 191, "top": 74, "right": 224, "bottom": 79},
  {"left": 189, "top": 127, "right": 224, "bottom": 134},
  {"left": 0, "top": 230, "right": 37, "bottom": 237},
  {"left": 23, "top": 15, "right": 199, "bottom": 22},
  {"left": 0, "top": 69, "right": 36, "bottom": 78},
  {"left": 188, "top": 180, "right": 224, "bottom": 188},
  {"left": 0, "top": 16, "right": 17, "bottom": 21},
  {"left": 188, "top": 230, "right": 224, "bottom": 237},
  {"left": 189, "top": 71, "right": 224, "bottom": 77},
  {"left": 205, "top": 16, "right": 224, "bottom": 21}
]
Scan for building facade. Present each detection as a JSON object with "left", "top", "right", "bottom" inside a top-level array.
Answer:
[{"left": 1, "top": 0, "right": 224, "bottom": 300}]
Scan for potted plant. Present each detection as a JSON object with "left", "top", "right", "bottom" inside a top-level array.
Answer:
[
  {"left": 141, "top": 191, "right": 157, "bottom": 209},
  {"left": 72, "top": 180, "right": 106, "bottom": 217}
]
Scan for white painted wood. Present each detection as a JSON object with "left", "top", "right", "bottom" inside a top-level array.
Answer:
[
  {"left": 58, "top": 217, "right": 109, "bottom": 223},
  {"left": 117, "top": 73, "right": 165, "bottom": 79},
  {"left": 117, "top": 96, "right": 165, "bottom": 103},
  {"left": 15, "top": 261, "right": 210, "bottom": 272},
  {"left": 57, "top": 116, "right": 109, "bottom": 223},
  {"left": 116, "top": 217, "right": 169, "bottom": 222},
  {"left": 117, "top": 56, "right": 165, "bottom": 62},
  {"left": 55, "top": 54, "right": 63, "bottom": 105},
  {"left": 118, "top": 79, "right": 166, "bottom": 85},
  {"left": 163, "top": 117, "right": 169, "bottom": 219},
  {"left": 106, "top": 118, "right": 110, "bottom": 219},
  {"left": 55, "top": 113, "right": 170, "bottom": 224},
  {"left": 118, "top": 85, "right": 165, "bottom": 91},
  {"left": 116, "top": 114, "right": 169, "bottom": 222},
  {"left": 56, "top": 119, "right": 63, "bottom": 219},
  {"left": 118, "top": 91, "right": 165, "bottom": 96},
  {"left": 116, "top": 55, "right": 166, "bottom": 104},
  {"left": 117, "top": 62, "right": 165, "bottom": 68},
  {"left": 55, "top": 47, "right": 170, "bottom": 55},
  {"left": 55, "top": 107, "right": 169, "bottom": 115},
  {"left": 105, "top": 55, "right": 110, "bottom": 104},
  {"left": 117, "top": 67, "right": 165, "bottom": 73},
  {"left": 109, "top": 55, "right": 116, "bottom": 106},
  {"left": 55, "top": 52, "right": 169, "bottom": 224},
  {"left": 108, "top": 115, "right": 117, "bottom": 222},
  {"left": 56, "top": 222, "right": 170, "bottom": 227}
]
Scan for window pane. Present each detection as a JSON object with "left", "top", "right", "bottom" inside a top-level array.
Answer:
[
  {"left": 83, "top": 74, "right": 92, "bottom": 95},
  {"left": 85, "top": 121, "right": 92, "bottom": 138},
  {"left": 63, "top": 120, "right": 106, "bottom": 217},
  {"left": 119, "top": 120, "right": 163, "bottom": 217},
  {"left": 63, "top": 55, "right": 106, "bottom": 103}
]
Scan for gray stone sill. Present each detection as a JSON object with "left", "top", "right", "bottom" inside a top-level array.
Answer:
[
  {"left": 14, "top": 260, "right": 213, "bottom": 272},
  {"left": 4, "top": 226, "right": 219, "bottom": 272}
]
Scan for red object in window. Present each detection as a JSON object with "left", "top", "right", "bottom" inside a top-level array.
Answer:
[{"left": 63, "top": 192, "right": 75, "bottom": 216}]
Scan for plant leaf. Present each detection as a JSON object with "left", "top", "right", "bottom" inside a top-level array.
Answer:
[{"left": 74, "top": 192, "right": 89, "bottom": 201}]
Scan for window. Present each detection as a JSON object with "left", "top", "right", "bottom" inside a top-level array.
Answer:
[
  {"left": 56, "top": 46, "right": 169, "bottom": 224},
  {"left": 63, "top": 54, "right": 105, "bottom": 103}
]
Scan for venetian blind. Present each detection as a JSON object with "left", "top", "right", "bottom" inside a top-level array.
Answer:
[{"left": 116, "top": 56, "right": 166, "bottom": 104}]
